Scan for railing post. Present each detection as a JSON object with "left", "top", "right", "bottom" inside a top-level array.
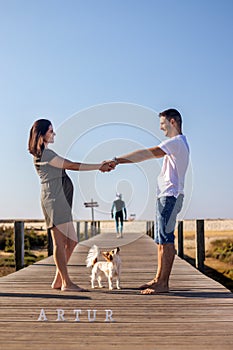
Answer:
[
  {"left": 76, "top": 221, "right": 80, "bottom": 242},
  {"left": 147, "top": 221, "right": 151, "bottom": 237},
  {"left": 177, "top": 220, "right": 184, "bottom": 258},
  {"left": 47, "top": 228, "right": 53, "bottom": 256},
  {"left": 146, "top": 221, "right": 150, "bottom": 237},
  {"left": 146, "top": 221, "right": 154, "bottom": 238},
  {"left": 94, "top": 221, "right": 97, "bottom": 235},
  {"left": 14, "top": 221, "right": 24, "bottom": 271},
  {"left": 97, "top": 221, "right": 101, "bottom": 234},
  {"left": 84, "top": 221, "right": 88, "bottom": 240},
  {"left": 151, "top": 221, "right": 154, "bottom": 239},
  {"left": 196, "top": 219, "right": 205, "bottom": 272},
  {"left": 91, "top": 221, "right": 95, "bottom": 236}
]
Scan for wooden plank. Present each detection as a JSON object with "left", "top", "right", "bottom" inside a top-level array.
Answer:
[{"left": 0, "top": 232, "right": 232, "bottom": 350}]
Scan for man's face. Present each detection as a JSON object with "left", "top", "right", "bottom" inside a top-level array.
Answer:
[{"left": 160, "top": 116, "right": 173, "bottom": 137}]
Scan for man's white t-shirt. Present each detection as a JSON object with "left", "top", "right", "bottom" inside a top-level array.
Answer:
[{"left": 157, "top": 134, "right": 190, "bottom": 198}]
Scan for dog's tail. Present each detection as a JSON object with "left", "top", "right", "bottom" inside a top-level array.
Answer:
[{"left": 86, "top": 245, "right": 100, "bottom": 268}]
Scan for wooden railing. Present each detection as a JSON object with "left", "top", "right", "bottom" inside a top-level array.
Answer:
[
  {"left": 1, "top": 220, "right": 101, "bottom": 271},
  {"left": 146, "top": 219, "right": 205, "bottom": 272},
  {"left": 1, "top": 219, "right": 205, "bottom": 273}
]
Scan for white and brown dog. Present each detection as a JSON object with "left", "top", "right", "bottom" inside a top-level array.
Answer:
[{"left": 86, "top": 245, "right": 121, "bottom": 290}]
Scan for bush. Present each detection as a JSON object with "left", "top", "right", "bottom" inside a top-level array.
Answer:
[
  {"left": 0, "top": 227, "right": 47, "bottom": 252},
  {"left": 25, "top": 229, "right": 47, "bottom": 249},
  {"left": 0, "top": 226, "right": 47, "bottom": 271},
  {"left": 0, "top": 255, "right": 15, "bottom": 267},
  {"left": 207, "top": 239, "right": 233, "bottom": 264},
  {"left": 0, "top": 227, "right": 14, "bottom": 251}
]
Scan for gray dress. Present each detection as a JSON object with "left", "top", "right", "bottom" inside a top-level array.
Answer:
[{"left": 34, "top": 148, "right": 73, "bottom": 228}]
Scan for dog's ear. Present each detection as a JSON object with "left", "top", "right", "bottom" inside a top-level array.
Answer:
[
  {"left": 113, "top": 247, "right": 120, "bottom": 254},
  {"left": 102, "top": 252, "right": 113, "bottom": 262},
  {"left": 102, "top": 251, "right": 107, "bottom": 259}
]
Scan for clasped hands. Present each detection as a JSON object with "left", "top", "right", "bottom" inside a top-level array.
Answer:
[{"left": 99, "top": 159, "right": 117, "bottom": 173}]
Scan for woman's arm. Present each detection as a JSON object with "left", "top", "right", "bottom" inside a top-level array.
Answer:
[
  {"left": 114, "top": 146, "right": 166, "bottom": 164},
  {"left": 48, "top": 155, "right": 115, "bottom": 172}
]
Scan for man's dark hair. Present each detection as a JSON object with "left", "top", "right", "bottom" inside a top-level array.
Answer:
[{"left": 159, "top": 108, "right": 182, "bottom": 131}]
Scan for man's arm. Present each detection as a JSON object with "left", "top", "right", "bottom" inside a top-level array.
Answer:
[
  {"left": 114, "top": 146, "right": 166, "bottom": 164},
  {"left": 124, "top": 207, "right": 127, "bottom": 220},
  {"left": 111, "top": 202, "right": 115, "bottom": 218}
]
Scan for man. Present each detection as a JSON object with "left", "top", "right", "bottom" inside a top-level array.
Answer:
[
  {"left": 113, "top": 109, "right": 189, "bottom": 294},
  {"left": 111, "top": 193, "right": 127, "bottom": 238}
]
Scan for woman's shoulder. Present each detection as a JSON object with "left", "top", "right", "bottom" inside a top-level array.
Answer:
[
  {"left": 43, "top": 148, "right": 57, "bottom": 155},
  {"left": 40, "top": 148, "right": 58, "bottom": 162}
]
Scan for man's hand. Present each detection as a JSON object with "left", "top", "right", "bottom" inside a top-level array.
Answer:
[{"left": 99, "top": 160, "right": 116, "bottom": 172}]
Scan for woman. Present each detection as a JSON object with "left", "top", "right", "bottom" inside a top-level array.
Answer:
[{"left": 28, "top": 119, "right": 114, "bottom": 292}]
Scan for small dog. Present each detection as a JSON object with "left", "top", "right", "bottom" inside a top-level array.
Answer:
[{"left": 86, "top": 245, "right": 121, "bottom": 290}]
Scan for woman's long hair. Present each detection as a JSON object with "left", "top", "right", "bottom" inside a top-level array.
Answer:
[{"left": 28, "top": 119, "right": 51, "bottom": 157}]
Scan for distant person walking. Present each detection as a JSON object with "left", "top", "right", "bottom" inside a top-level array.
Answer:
[
  {"left": 112, "top": 109, "right": 190, "bottom": 294},
  {"left": 111, "top": 193, "right": 127, "bottom": 238},
  {"left": 28, "top": 119, "right": 114, "bottom": 292}
]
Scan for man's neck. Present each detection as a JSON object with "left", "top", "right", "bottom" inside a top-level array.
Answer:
[{"left": 169, "top": 130, "right": 182, "bottom": 138}]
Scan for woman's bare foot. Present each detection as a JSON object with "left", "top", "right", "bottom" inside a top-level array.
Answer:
[
  {"left": 140, "top": 283, "right": 169, "bottom": 294},
  {"left": 51, "top": 275, "right": 62, "bottom": 289},
  {"left": 139, "top": 278, "right": 157, "bottom": 290},
  {"left": 61, "top": 283, "right": 87, "bottom": 292}
]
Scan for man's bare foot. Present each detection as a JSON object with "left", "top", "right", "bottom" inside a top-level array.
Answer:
[
  {"left": 139, "top": 278, "right": 157, "bottom": 290},
  {"left": 140, "top": 283, "right": 169, "bottom": 294},
  {"left": 61, "top": 283, "right": 87, "bottom": 292}
]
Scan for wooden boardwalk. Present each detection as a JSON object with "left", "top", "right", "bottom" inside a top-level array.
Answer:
[{"left": 0, "top": 232, "right": 232, "bottom": 350}]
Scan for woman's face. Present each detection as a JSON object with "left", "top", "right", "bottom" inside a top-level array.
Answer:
[{"left": 43, "top": 124, "right": 56, "bottom": 144}]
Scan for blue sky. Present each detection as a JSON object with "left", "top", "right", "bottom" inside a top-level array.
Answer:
[{"left": 0, "top": 0, "right": 233, "bottom": 220}]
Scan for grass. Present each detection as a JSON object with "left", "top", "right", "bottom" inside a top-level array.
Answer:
[
  {"left": 206, "top": 239, "right": 233, "bottom": 263},
  {"left": 175, "top": 229, "right": 233, "bottom": 292},
  {"left": 0, "top": 226, "right": 48, "bottom": 277},
  {"left": 0, "top": 249, "right": 47, "bottom": 277},
  {"left": 205, "top": 238, "right": 233, "bottom": 284}
]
